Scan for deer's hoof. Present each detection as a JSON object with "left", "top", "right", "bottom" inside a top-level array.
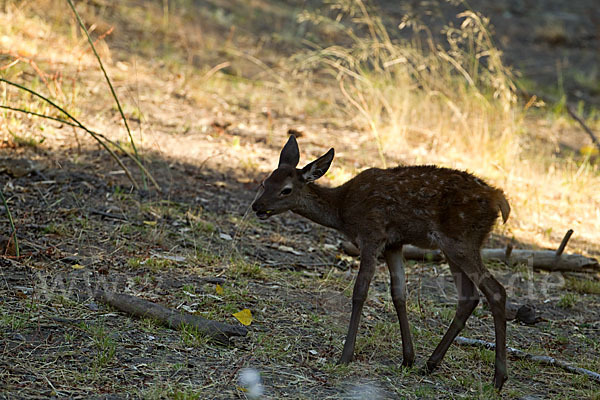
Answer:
[
  {"left": 401, "top": 356, "right": 415, "bottom": 368},
  {"left": 337, "top": 355, "right": 352, "bottom": 365},
  {"left": 493, "top": 372, "right": 508, "bottom": 391},
  {"left": 424, "top": 360, "right": 438, "bottom": 374}
]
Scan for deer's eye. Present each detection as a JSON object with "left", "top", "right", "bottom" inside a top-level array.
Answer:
[{"left": 280, "top": 187, "right": 292, "bottom": 196}]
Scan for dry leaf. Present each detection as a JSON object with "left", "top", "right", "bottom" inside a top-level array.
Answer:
[
  {"left": 580, "top": 145, "right": 599, "bottom": 156},
  {"left": 143, "top": 220, "right": 157, "bottom": 226},
  {"left": 215, "top": 283, "right": 224, "bottom": 295},
  {"left": 15, "top": 291, "right": 28, "bottom": 299},
  {"left": 71, "top": 264, "right": 85, "bottom": 270},
  {"left": 233, "top": 308, "right": 253, "bottom": 326}
]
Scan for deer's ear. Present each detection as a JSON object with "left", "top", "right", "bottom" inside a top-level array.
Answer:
[
  {"left": 301, "top": 148, "right": 334, "bottom": 182},
  {"left": 278, "top": 135, "right": 300, "bottom": 168}
]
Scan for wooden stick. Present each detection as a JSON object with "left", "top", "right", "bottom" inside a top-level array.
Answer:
[
  {"left": 566, "top": 105, "right": 600, "bottom": 153},
  {"left": 455, "top": 336, "right": 600, "bottom": 384},
  {"left": 555, "top": 229, "right": 574, "bottom": 258},
  {"left": 94, "top": 290, "right": 247, "bottom": 343},
  {"left": 402, "top": 245, "right": 444, "bottom": 262}
]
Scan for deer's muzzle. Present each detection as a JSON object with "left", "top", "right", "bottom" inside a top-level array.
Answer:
[{"left": 251, "top": 200, "right": 273, "bottom": 220}]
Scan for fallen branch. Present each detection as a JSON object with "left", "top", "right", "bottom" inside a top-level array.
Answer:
[
  {"left": 94, "top": 290, "right": 247, "bottom": 343},
  {"left": 341, "top": 236, "right": 598, "bottom": 272},
  {"left": 402, "top": 245, "right": 599, "bottom": 272},
  {"left": 485, "top": 247, "right": 597, "bottom": 271},
  {"left": 455, "top": 336, "right": 600, "bottom": 384}
]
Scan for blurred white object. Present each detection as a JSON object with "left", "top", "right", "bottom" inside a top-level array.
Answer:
[
  {"left": 348, "top": 382, "right": 383, "bottom": 400},
  {"left": 238, "top": 368, "right": 264, "bottom": 399}
]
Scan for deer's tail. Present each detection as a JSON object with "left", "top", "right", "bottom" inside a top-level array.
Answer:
[{"left": 493, "top": 190, "right": 511, "bottom": 224}]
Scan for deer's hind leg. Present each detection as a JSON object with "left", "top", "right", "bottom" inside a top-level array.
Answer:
[
  {"left": 384, "top": 247, "right": 415, "bottom": 367},
  {"left": 435, "top": 244, "right": 508, "bottom": 390},
  {"left": 426, "top": 261, "right": 479, "bottom": 372}
]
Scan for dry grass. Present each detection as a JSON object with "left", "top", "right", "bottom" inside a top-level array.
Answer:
[{"left": 292, "top": 1, "right": 599, "bottom": 254}]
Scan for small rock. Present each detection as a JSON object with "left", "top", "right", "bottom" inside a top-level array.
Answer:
[
  {"left": 277, "top": 245, "right": 303, "bottom": 255},
  {"left": 505, "top": 302, "right": 520, "bottom": 321},
  {"left": 11, "top": 333, "right": 26, "bottom": 342},
  {"left": 219, "top": 233, "right": 233, "bottom": 241},
  {"left": 516, "top": 304, "right": 539, "bottom": 325}
]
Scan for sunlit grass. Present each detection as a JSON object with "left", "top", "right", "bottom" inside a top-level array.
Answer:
[{"left": 292, "top": 1, "right": 599, "bottom": 253}]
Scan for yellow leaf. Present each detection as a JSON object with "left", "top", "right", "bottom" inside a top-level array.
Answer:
[
  {"left": 215, "top": 283, "right": 224, "bottom": 295},
  {"left": 71, "top": 264, "right": 85, "bottom": 270},
  {"left": 580, "top": 145, "right": 599, "bottom": 156},
  {"left": 232, "top": 308, "right": 253, "bottom": 326},
  {"left": 143, "top": 220, "right": 157, "bottom": 226}
]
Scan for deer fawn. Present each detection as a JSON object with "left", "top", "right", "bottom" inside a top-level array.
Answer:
[{"left": 252, "top": 136, "right": 510, "bottom": 390}]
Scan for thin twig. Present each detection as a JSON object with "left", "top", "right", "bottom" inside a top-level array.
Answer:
[
  {"left": 88, "top": 208, "right": 128, "bottom": 221},
  {"left": 338, "top": 76, "right": 386, "bottom": 167},
  {"left": 0, "top": 101, "right": 160, "bottom": 191},
  {"left": 455, "top": 336, "right": 600, "bottom": 384},
  {"left": 200, "top": 61, "right": 231, "bottom": 82},
  {"left": 0, "top": 187, "right": 19, "bottom": 257},
  {"left": 0, "top": 79, "right": 160, "bottom": 191},
  {"left": 566, "top": 105, "right": 600, "bottom": 153},
  {"left": 260, "top": 261, "right": 338, "bottom": 269},
  {"left": 0, "top": 77, "right": 137, "bottom": 189},
  {"left": 65, "top": 0, "right": 147, "bottom": 189},
  {"left": 0, "top": 104, "right": 78, "bottom": 127}
]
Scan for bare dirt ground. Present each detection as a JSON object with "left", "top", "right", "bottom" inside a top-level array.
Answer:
[
  {"left": 1, "top": 0, "right": 600, "bottom": 399},
  {"left": 2, "top": 122, "right": 599, "bottom": 399}
]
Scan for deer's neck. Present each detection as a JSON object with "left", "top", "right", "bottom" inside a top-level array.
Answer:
[{"left": 293, "top": 183, "right": 343, "bottom": 231}]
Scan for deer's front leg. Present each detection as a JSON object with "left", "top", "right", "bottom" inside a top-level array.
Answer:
[
  {"left": 384, "top": 247, "right": 415, "bottom": 367},
  {"left": 339, "top": 245, "right": 377, "bottom": 364}
]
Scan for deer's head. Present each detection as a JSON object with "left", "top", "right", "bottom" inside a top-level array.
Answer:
[{"left": 251, "top": 135, "right": 334, "bottom": 220}]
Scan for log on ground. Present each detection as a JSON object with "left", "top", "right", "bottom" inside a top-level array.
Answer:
[
  {"left": 94, "top": 290, "right": 248, "bottom": 343},
  {"left": 402, "top": 245, "right": 599, "bottom": 272}
]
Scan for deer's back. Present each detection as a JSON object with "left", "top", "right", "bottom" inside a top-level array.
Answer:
[{"left": 339, "top": 165, "right": 505, "bottom": 247}]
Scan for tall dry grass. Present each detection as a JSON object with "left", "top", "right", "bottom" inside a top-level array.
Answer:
[
  {"left": 295, "top": 0, "right": 599, "bottom": 252},
  {"left": 298, "top": 2, "right": 518, "bottom": 168}
]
